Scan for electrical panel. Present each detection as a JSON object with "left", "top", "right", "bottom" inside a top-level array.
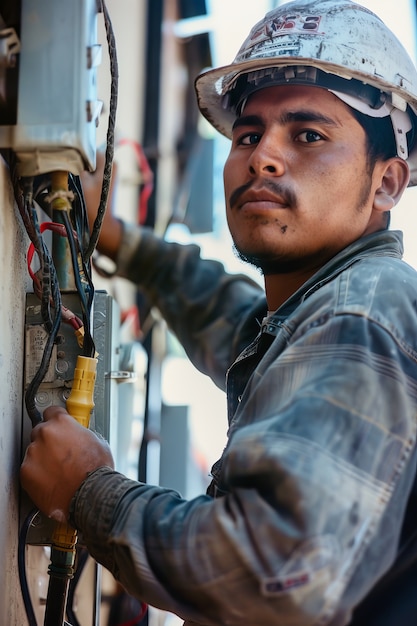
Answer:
[
  {"left": 21, "top": 291, "right": 121, "bottom": 541},
  {"left": 0, "top": 0, "right": 102, "bottom": 176},
  {"left": 24, "top": 291, "right": 119, "bottom": 432}
]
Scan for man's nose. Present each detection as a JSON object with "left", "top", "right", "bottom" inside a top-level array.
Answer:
[{"left": 248, "top": 136, "right": 286, "bottom": 177}]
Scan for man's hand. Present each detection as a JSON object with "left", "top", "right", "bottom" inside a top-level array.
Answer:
[{"left": 20, "top": 406, "right": 114, "bottom": 523}]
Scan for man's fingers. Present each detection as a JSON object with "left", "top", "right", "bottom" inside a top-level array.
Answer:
[{"left": 42, "top": 405, "right": 71, "bottom": 422}]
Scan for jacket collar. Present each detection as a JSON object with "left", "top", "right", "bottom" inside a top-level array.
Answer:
[{"left": 268, "top": 230, "right": 404, "bottom": 321}]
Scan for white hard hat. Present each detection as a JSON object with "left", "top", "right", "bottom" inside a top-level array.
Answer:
[{"left": 195, "top": 0, "right": 417, "bottom": 185}]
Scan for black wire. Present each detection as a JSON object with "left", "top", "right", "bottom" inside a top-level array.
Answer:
[
  {"left": 44, "top": 573, "right": 72, "bottom": 626},
  {"left": 19, "top": 179, "right": 54, "bottom": 332},
  {"left": 18, "top": 511, "right": 82, "bottom": 626},
  {"left": 61, "top": 209, "right": 96, "bottom": 358},
  {"left": 67, "top": 175, "right": 96, "bottom": 318},
  {"left": 21, "top": 180, "right": 63, "bottom": 426},
  {"left": 61, "top": 209, "right": 89, "bottom": 316},
  {"left": 69, "top": 173, "right": 91, "bottom": 258},
  {"left": 30, "top": 204, "right": 55, "bottom": 333},
  {"left": 84, "top": 0, "right": 118, "bottom": 260},
  {"left": 66, "top": 547, "right": 90, "bottom": 626},
  {"left": 18, "top": 509, "right": 40, "bottom": 626},
  {"left": 81, "top": 254, "right": 95, "bottom": 314},
  {"left": 24, "top": 288, "right": 62, "bottom": 426}
]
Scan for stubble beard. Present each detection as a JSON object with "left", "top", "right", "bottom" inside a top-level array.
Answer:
[
  {"left": 232, "top": 243, "right": 332, "bottom": 276},
  {"left": 231, "top": 172, "right": 374, "bottom": 276}
]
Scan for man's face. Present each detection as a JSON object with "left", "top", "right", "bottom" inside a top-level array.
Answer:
[{"left": 223, "top": 85, "right": 384, "bottom": 275}]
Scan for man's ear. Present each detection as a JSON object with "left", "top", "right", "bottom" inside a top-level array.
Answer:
[{"left": 373, "top": 157, "right": 410, "bottom": 212}]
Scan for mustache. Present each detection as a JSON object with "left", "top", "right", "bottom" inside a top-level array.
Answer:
[{"left": 228, "top": 178, "right": 297, "bottom": 209}]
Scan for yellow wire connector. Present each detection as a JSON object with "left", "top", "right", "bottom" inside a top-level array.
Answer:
[
  {"left": 48, "top": 170, "right": 74, "bottom": 211},
  {"left": 66, "top": 355, "right": 98, "bottom": 429}
]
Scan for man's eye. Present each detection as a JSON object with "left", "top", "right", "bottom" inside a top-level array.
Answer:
[
  {"left": 238, "top": 132, "right": 262, "bottom": 145},
  {"left": 296, "top": 130, "right": 323, "bottom": 143}
]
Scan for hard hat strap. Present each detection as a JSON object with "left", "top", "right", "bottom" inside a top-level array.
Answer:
[{"left": 331, "top": 90, "right": 412, "bottom": 159}]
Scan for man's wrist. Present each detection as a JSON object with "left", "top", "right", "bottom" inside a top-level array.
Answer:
[{"left": 68, "top": 465, "right": 114, "bottom": 528}]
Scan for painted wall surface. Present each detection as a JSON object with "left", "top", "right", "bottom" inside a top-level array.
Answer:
[{"left": 0, "top": 157, "right": 29, "bottom": 624}]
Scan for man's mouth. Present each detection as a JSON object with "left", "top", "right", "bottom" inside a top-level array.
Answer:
[
  {"left": 229, "top": 179, "right": 295, "bottom": 210},
  {"left": 238, "top": 189, "right": 289, "bottom": 210}
]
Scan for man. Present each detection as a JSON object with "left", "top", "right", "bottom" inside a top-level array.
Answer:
[{"left": 20, "top": 1, "right": 417, "bottom": 624}]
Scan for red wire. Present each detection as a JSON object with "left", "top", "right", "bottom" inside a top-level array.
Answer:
[
  {"left": 116, "top": 602, "right": 148, "bottom": 626},
  {"left": 27, "top": 222, "right": 83, "bottom": 330},
  {"left": 117, "top": 138, "right": 153, "bottom": 225},
  {"left": 26, "top": 221, "right": 71, "bottom": 281},
  {"left": 61, "top": 305, "right": 83, "bottom": 330}
]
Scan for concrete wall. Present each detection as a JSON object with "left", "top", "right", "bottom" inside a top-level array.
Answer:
[{"left": 0, "top": 157, "right": 29, "bottom": 624}]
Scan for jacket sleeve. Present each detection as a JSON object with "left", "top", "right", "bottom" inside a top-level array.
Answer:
[
  {"left": 70, "top": 303, "right": 417, "bottom": 625},
  {"left": 114, "top": 223, "right": 264, "bottom": 390}
]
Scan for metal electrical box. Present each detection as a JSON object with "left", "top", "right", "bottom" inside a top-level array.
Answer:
[
  {"left": 22, "top": 290, "right": 121, "bottom": 545},
  {"left": 23, "top": 290, "right": 120, "bottom": 446},
  {"left": 0, "top": 0, "right": 102, "bottom": 176}
]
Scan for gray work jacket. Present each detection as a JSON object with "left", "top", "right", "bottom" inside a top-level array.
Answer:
[{"left": 70, "top": 228, "right": 417, "bottom": 625}]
